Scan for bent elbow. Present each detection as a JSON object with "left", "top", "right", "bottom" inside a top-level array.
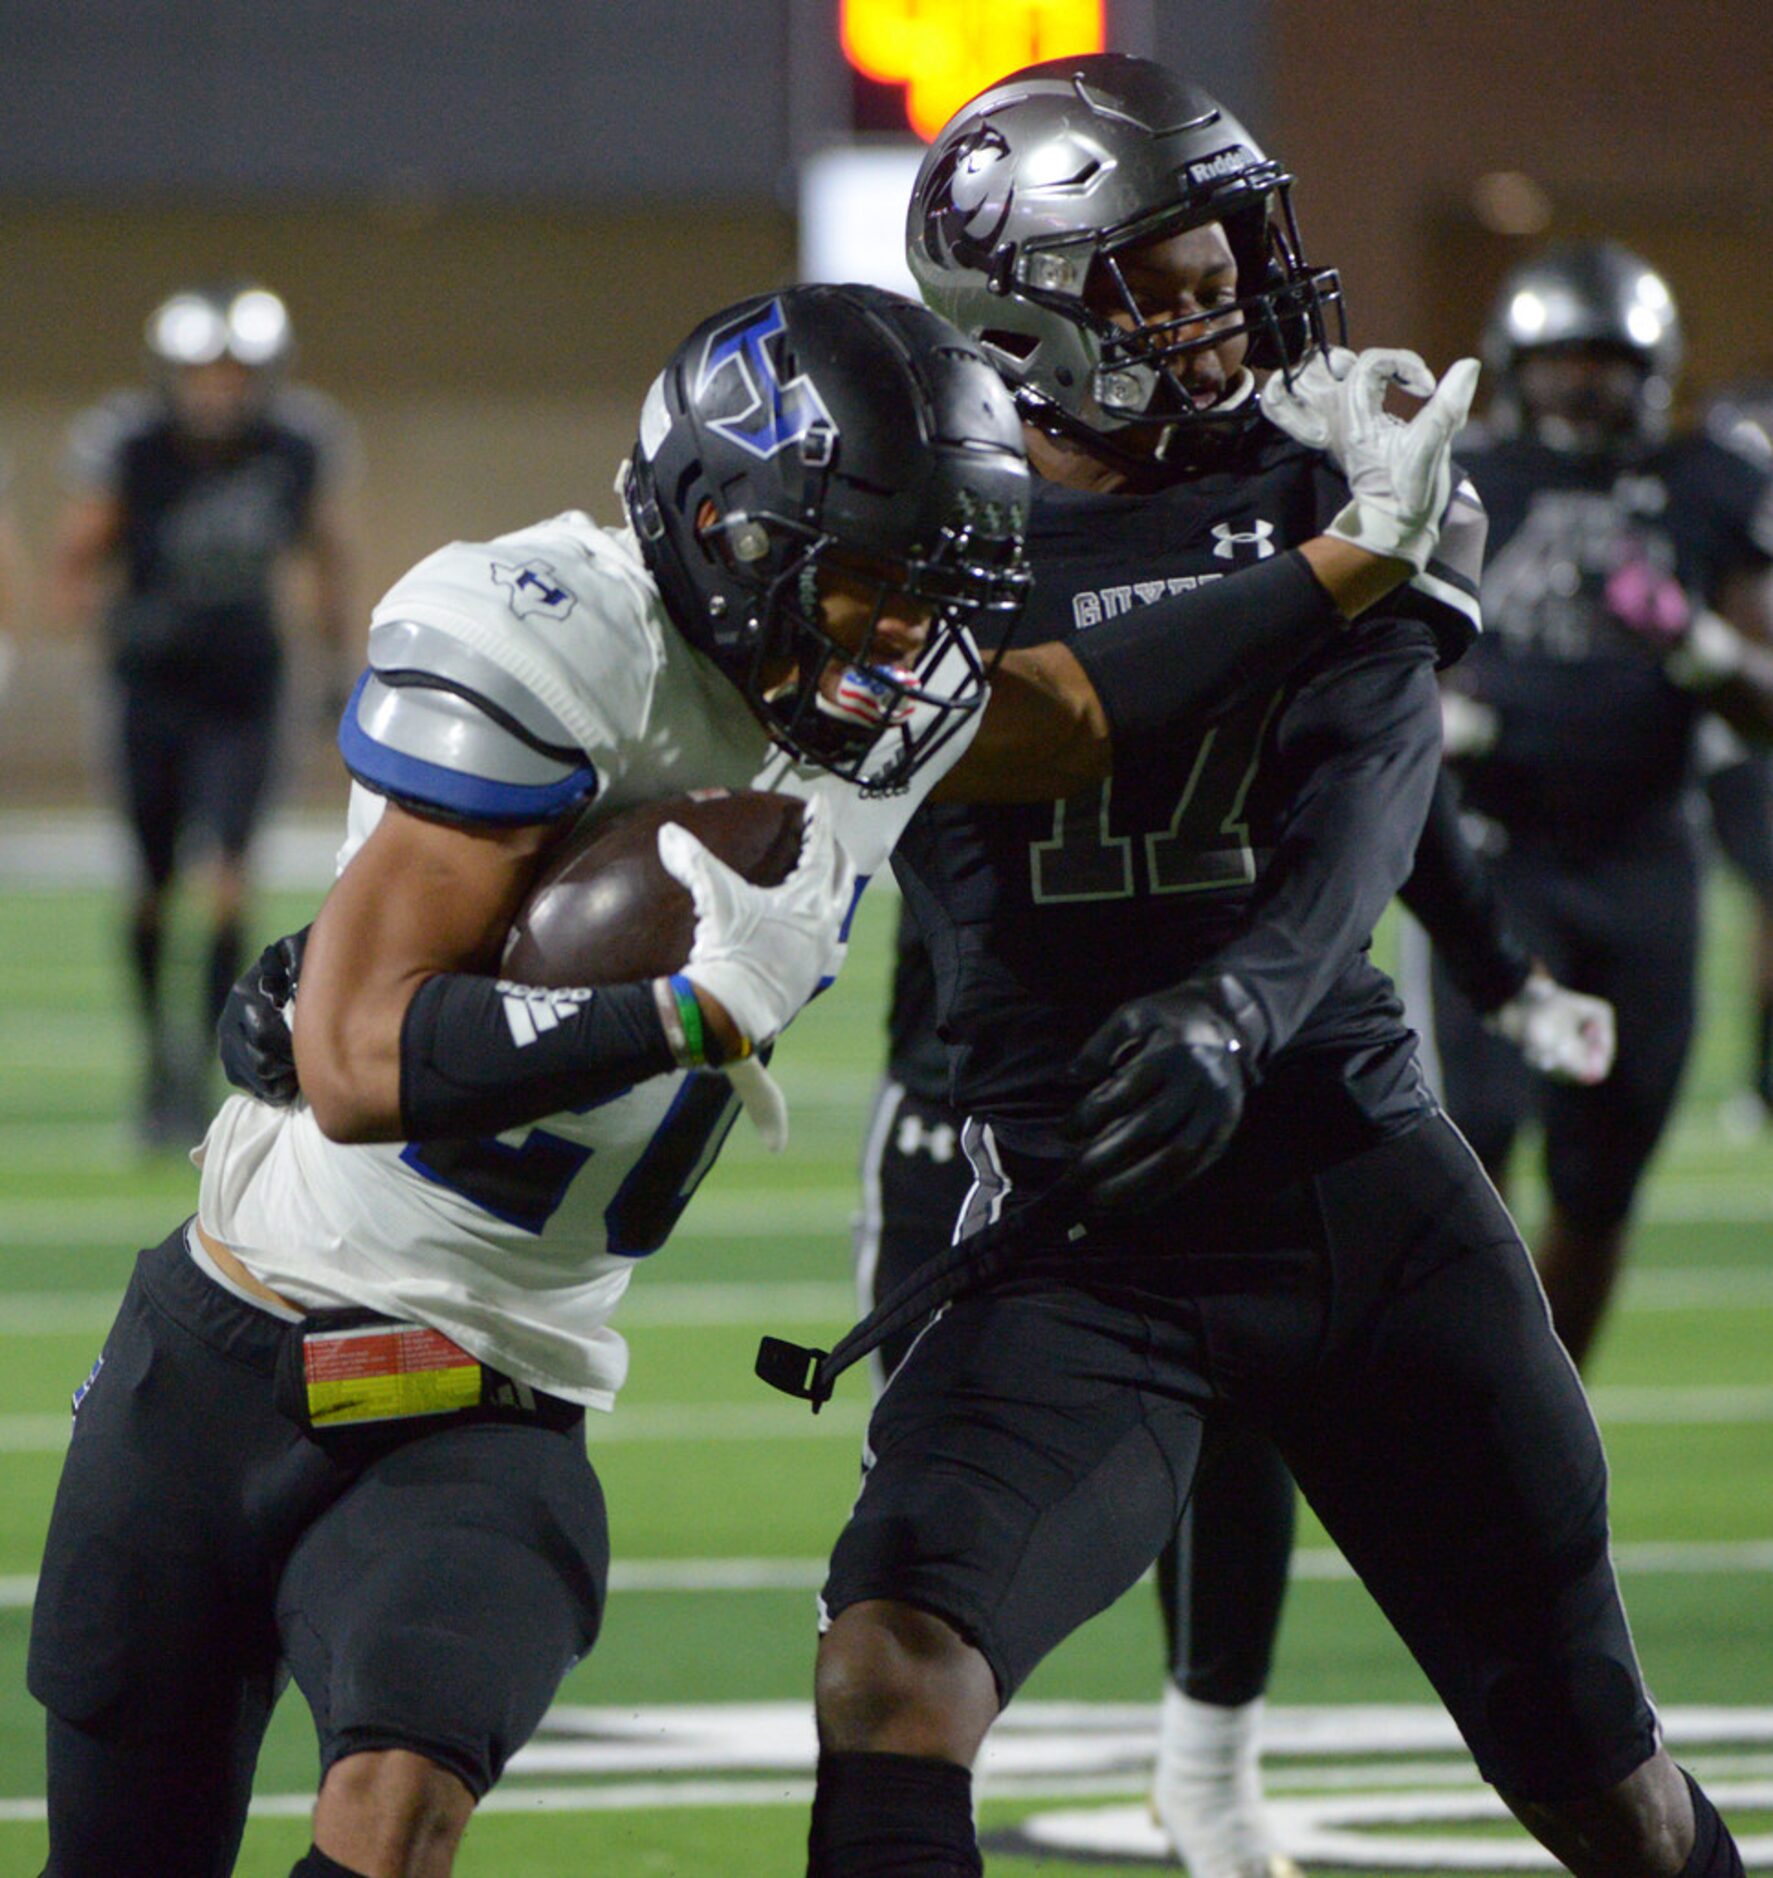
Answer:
[
  {"left": 305, "top": 1083, "right": 403, "bottom": 1146},
  {"left": 293, "top": 1026, "right": 405, "bottom": 1145}
]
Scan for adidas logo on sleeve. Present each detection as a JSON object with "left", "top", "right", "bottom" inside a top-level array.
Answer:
[{"left": 496, "top": 983, "right": 595, "bottom": 1048}]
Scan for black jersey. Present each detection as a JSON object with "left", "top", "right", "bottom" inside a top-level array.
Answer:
[
  {"left": 1449, "top": 428, "right": 1773, "bottom": 840},
  {"left": 890, "top": 765, "right": 1530, "bottom": 1108},
  {"left": 885, "top": 902, "right": 950, "bottom": 1102},
  {"left": 66, "top": 388, "right": 344, "bottom": 705},
  {"left": 893, "top": 426, "right": 1483, "bottom": 1190}
]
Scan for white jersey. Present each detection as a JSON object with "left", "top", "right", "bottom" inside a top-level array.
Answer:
[{"left": 197, "top": 511, "right": 977, "bottom": 1408}]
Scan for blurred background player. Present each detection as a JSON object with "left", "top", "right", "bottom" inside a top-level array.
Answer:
[
  {"left": 0, "top": 439, "right": 27, "bottom": 707},
  {"left": 49, "top": 282, "right": 358, "bottom": 1148},
  {"left": 1419, "top": 241, "right": 1773, "bottom": 1368},
  {"left": 1694, "top": 381, "right": 1773, "bottom": 1130}
]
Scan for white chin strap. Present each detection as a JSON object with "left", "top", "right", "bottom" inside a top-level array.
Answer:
[
  {"left": 1153, "top": 366, "right": 1259, "bottom": 460},
  {"left": 1213, "top": 366, "right": 1260, "bottom": 413}
]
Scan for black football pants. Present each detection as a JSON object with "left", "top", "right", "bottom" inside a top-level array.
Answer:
[
  {"left": 827, "top": 1112, "right": 1658, "bottom": 1803},
  {"left": 30, "top": 1226, "right": 609, "bottom": 1877},
  {"left": 854, "top": 1075, "right": 1293, "bottom": 1708}
]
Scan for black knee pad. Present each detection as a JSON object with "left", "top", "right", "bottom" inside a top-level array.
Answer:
[{"left": 1482, "top": 1649, "right": 1657, "bottom": 1802}]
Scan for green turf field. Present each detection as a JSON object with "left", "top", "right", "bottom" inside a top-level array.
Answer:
[{"left": 2, "top": 855, "right": 1771, "bottom": 1874}]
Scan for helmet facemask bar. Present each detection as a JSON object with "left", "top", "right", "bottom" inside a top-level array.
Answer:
[
  {"left": 1105, "top": 197, "right": 1340, "bottom": 376},
  {"left": 1054, "top": 187, "right": 1344, "bottom": 447},
  {"left": 991, "top": 169, "right": 1337, "bottom": 465},
  {"left": 724, "top": 510, "right": 1029, "bottom": 795}
]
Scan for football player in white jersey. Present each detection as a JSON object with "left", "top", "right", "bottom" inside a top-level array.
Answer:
[{"left": 31, "top": 279, "right": 1472, "bottom": 1878}]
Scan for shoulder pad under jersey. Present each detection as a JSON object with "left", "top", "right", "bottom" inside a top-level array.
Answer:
[
  {"left": 340, "top": 617, "right": 598, "bottom": 825},
  {"left": 61, "top": 390, "right": 159, "bottom": 494},
  {"left": 368, "top": 518, "right": 664, "bottom": 764}
]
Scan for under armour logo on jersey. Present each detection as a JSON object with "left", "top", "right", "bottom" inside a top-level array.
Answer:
[
  {"left": 491, "top": 558, "right": 579, "bottom": 622},
  {"left": 698, "top": 299, "right": 838, "bottom": 463},
  {"left": 1212, "top": 520, "right": 1277, "bottom": 561},
  {"left": 895, "top": 1113, "right": 957, "bottom": 1163},
  {"left": 495, "top": 982, "right": 594, "bottom": 1048}
]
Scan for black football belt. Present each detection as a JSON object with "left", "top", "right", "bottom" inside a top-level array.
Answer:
[{"left": 755, "top": 1171, "right": 1086, "bottom": 1412}]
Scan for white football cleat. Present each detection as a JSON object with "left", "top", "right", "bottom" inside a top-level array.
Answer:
[{"left": 1152, "top": 1686, "right": 1303, "bottom": 1878}]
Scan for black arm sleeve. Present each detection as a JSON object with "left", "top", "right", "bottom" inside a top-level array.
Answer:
[
  {"left": 1066, "top": 550, "right": 1340, "bottom": 746},
  {"left": 1179, "top": 619, "right": 1444, "bottom": 1067},
  {"left": 399, "top": 973, "right": 677, "bottom": 1141},
  {"left": 1398, "top": 768, "right": 1533, "bottom": 1014}
]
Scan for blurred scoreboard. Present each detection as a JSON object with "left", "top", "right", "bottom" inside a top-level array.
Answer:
[
  {"left": 802, "top": 0, "right": 1105, "bottom": 292},
  {"left": 841, "top": 0, "right": 1104, "bottom": 138}
]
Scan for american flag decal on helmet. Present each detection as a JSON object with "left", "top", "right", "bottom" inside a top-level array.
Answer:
[{"left": 822, "top": 664, "right": 919, "bottom": 731}]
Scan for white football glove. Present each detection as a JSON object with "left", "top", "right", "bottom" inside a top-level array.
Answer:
[
  {"left": 1489, "top": 970, "right": 1617, "bottom": 1086},
  {"left": 658, "top": 795, "right": 856, "bottom": 1054},
  {"left": 1262, "top": 346, "right": 1481, "bottom": 573}
]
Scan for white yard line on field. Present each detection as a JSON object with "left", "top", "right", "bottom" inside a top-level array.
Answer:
[
  {"left": 5, "top": 1539, "right": 1773, "bottom": 1615},
  {"left": 5, "top": 1263, "right": 1773, "bottom": 1339},
  {"left": 10, "top": 1178, "right": 1773, "bottom": 1253},
  {"left": 5, "top": 1374, "right": 1773, "bottom": 1462}
]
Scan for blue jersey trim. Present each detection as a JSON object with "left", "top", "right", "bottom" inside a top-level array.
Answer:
[
  {"left": 815, "top": 872, "right": 872, "bottom": 995},
  {"left": 337, "top": 669, "right": 598, "bottom": 824}
]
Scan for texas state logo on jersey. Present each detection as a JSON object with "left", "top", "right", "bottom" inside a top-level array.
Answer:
[{"left": 197, "top": 511, "right": 978, "bottom": 1408}]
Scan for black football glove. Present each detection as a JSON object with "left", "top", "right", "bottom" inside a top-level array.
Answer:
[
  {"left": 216, "top": 925, "right": 309, "bottom": 1106},
  {"left": 1064, "top": 978, "right": 1259, "bottom": 1210}
]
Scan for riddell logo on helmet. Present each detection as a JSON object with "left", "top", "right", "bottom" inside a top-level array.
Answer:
[{"left": 1185, "top": 146, "right": 1250, "bottom": 186}]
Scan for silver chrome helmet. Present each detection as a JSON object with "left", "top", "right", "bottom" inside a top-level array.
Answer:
[
  {"left": 1482, "top": 242, "right": 1682, "bottom": 446},
  {"left": 907, "top": 53, "right": 1343, "bottom": 462}
]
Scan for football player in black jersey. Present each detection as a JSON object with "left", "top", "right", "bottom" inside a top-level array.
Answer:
[
  {"left": 807, "top": 57, "right": 1746, "bottom": 1878},
  {"left": 1421, "top": 246, "right": 1773, "bottom": 1369},
  {"left": 50, "top": 284, "right": 358, "bottom": 1148},
  {"left": 855, "top": 784, "right": 1615, "bottom": 1878},
  {"left": 1691, "top": 385, "right": 1773, "bottom": 1129}
]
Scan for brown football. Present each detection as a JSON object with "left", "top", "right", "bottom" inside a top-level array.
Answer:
[{"left": 501, "top": 788, "right": 806, "bottom": 988}]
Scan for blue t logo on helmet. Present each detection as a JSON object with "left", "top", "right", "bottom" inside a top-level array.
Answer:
[
  {"left": 698, "top": 300, "right": 838, "bottom": 463},
  {"left": 623, "top": 283, "right": 1031, "bottom": 793}
]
